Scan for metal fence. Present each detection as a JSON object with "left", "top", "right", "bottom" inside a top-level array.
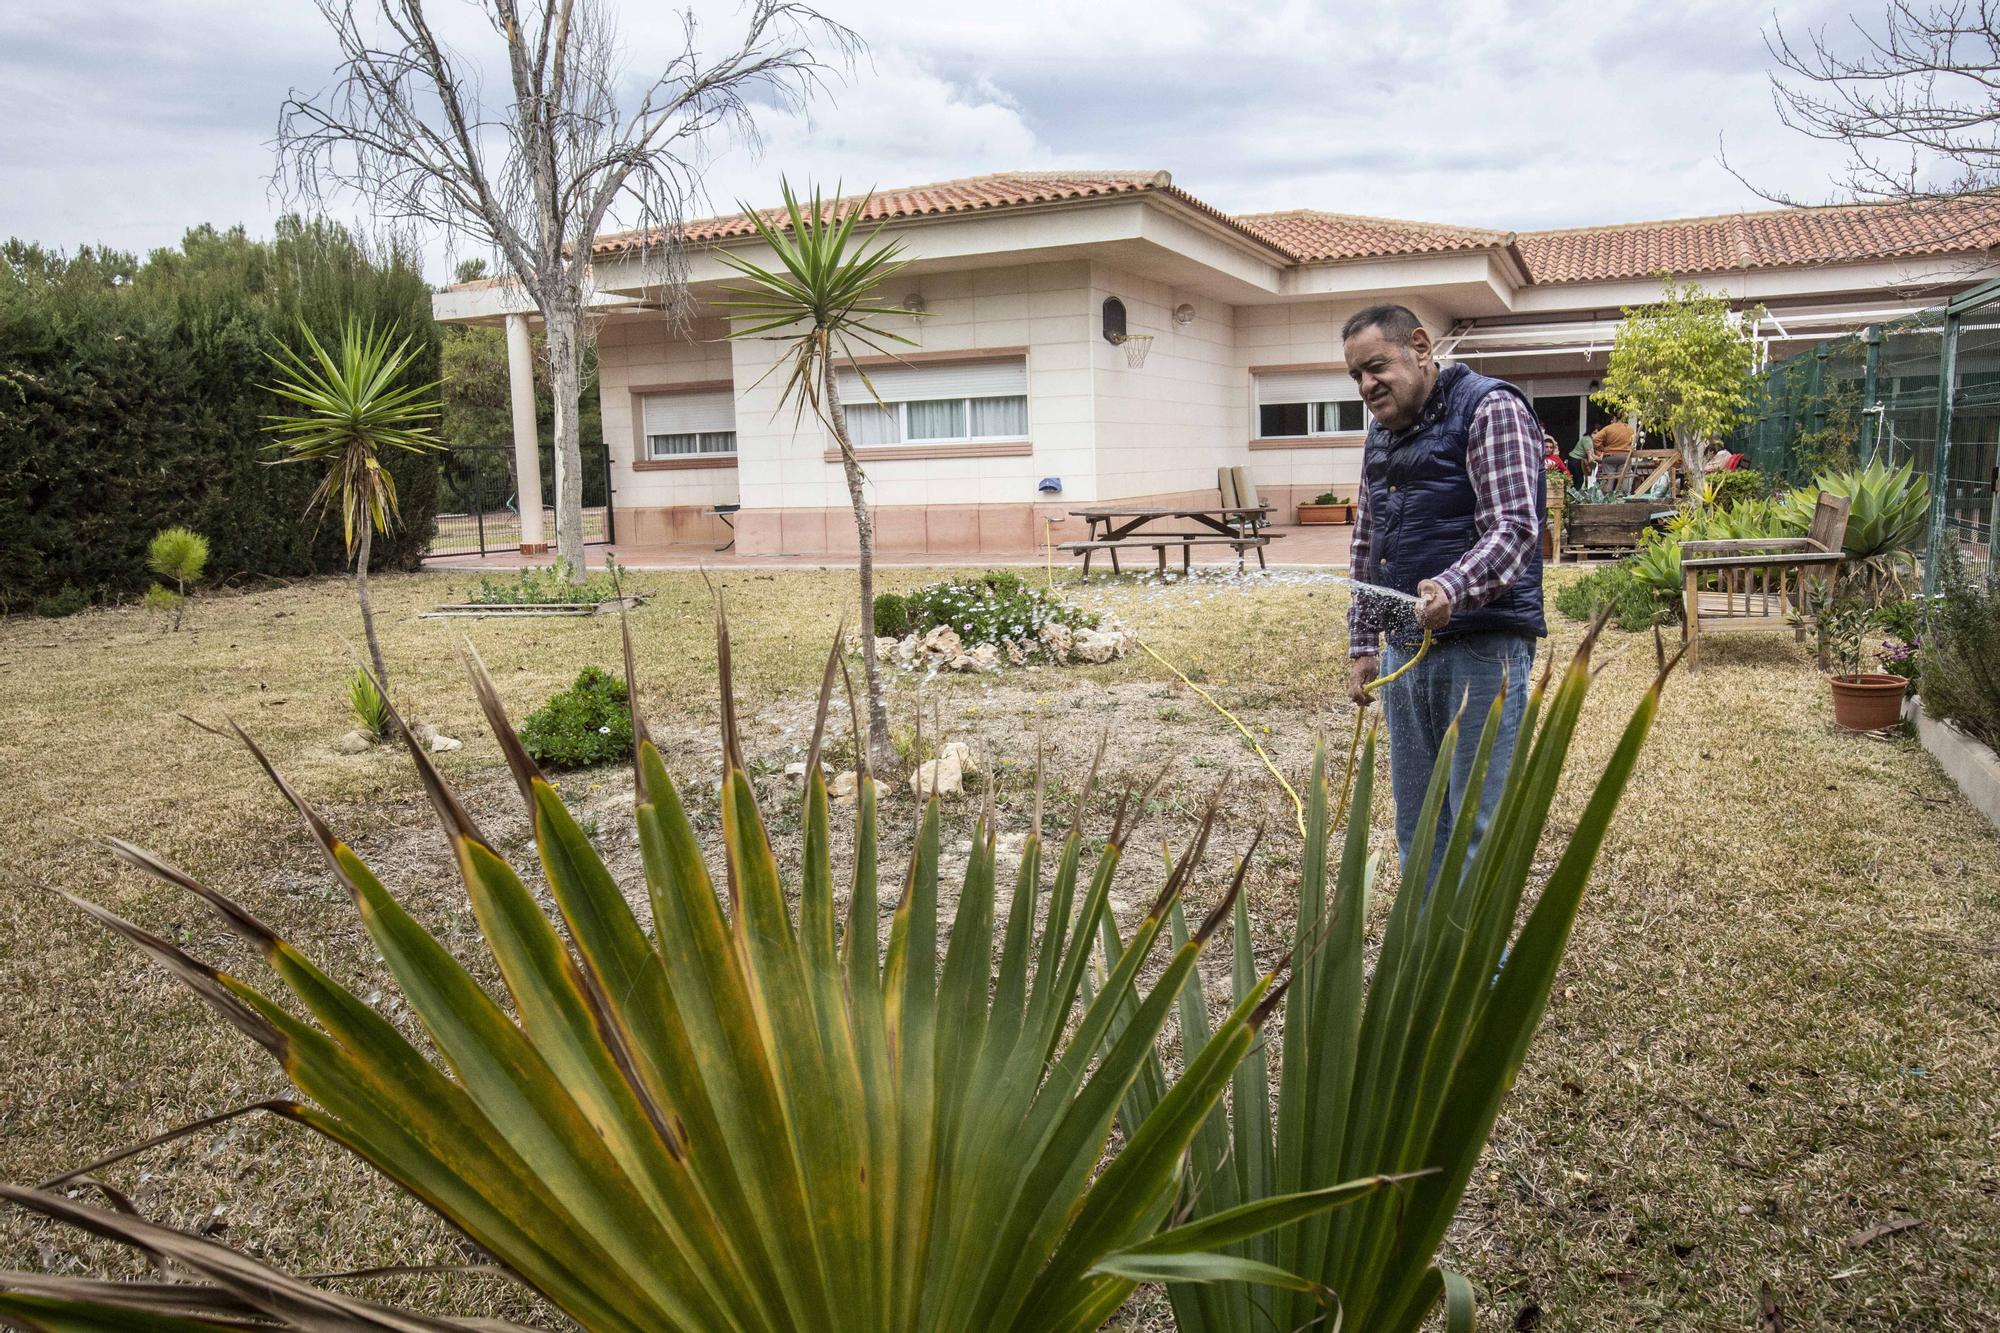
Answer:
[
  {"left": 428, "top": 443, "right": 614, "bottom": 559},
  {"left": 1730, "top": 292, "right": 1997, "bottom": 590}
]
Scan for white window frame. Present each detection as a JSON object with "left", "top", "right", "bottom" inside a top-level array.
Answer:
[{"left": 646, "top": 430, "right": 737, "bottom": 460}]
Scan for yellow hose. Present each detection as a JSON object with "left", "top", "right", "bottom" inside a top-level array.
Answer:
[{"left": 1136, "top": 637, "right": 1308, "bottom": 838}]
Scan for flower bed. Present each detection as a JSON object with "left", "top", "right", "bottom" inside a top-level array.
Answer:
[{"left": 870, "top": 572, "right": 1133, "bottom": 671}]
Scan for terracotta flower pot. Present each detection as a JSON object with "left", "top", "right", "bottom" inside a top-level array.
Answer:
[
  {"left": 1829, "top": 673, "right": 1909, "bottom": 731},
  {"left": 1297, "top": 502, "right": 1353, "bottom": 525}
]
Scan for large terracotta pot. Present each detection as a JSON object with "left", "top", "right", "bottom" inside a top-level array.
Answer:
[{"left": 1830, "top": 673, "right": 1909, "bottom": 731}]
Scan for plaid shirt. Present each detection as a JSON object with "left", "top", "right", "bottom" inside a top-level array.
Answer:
[{"left": 1348, "top": 385, "right": 1544, "bottom": 658}]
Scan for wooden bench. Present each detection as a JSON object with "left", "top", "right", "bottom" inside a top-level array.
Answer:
[
  {"left": 1680, "top": 491, "right": 1851, "bottom": 671},
  {"left": 1060, "top": 534, "right": 1273, "bottom": 576}
]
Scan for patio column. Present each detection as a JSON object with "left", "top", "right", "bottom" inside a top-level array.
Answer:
[{"left": 505, "top": 312, "right": 547, "bottom": 555}]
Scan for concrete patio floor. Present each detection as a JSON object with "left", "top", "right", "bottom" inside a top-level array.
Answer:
[{"left": 425, "top": 520, "right": 1357, "bottom": 572}]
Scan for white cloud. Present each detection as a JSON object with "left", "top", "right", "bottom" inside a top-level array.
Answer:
[{"left": 0, "top": 0, "right": 1876, "bottom": 279}]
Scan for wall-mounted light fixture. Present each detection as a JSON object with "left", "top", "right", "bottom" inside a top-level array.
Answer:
[
  {"left": 902, "top": 293, "right": 927, "bottom": 314},
  {"left": 1172, "top": 302, "right": 1197, "bottom": 326}
]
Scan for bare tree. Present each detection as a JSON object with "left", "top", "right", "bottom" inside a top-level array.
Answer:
[
  {"left": 1757, "top": 2, "right": 2000, "bottom": 236},
  {"left": 278, "top": 0, "right": 858, "bottom": 578}
]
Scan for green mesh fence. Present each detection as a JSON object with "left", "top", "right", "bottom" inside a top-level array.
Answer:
[{"left": 1728, "top": 302, "right": 1994, "bottom": 585}]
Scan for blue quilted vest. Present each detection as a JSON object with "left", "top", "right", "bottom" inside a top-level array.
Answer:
[{"left": 1360, "top": 362, "right": 1546, "bottom": 648}]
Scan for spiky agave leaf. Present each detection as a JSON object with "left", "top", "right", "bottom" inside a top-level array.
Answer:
[
  {"left": 4, "top": 613, "right": 1393, "bottom": 1331},
  {"left": 1127, "top": 617, "right": 1672, "bottom": 1333}
]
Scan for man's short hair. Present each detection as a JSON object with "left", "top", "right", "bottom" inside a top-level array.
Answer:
[{"left": 1341, "top": 304, "right": 1425, "bottom": 346}]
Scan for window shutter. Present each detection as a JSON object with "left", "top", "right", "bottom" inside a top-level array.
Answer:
[
  {"left": 838, "top": 357, "right": 1027, "bottom": 402},
  {"left": 643, "top": 389, "right": 735, "bottom": 435},
  {"left": 1255, "top": 370, "right": 1356, "bottom": 404}
]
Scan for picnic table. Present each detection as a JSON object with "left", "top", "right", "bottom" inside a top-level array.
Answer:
[{"left": 1062, "top": 505, "right": 1278, "bottom": 576}]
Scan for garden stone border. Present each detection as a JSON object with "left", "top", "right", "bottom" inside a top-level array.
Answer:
[{"left": 1907, "top": 696, "right": 2000, "bottom": 835}]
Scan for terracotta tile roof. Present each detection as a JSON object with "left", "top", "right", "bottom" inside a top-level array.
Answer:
[
  {"left": 1516, "top": 198, "right": 2000, "bottom": 284},
  {"left": 591, "top": 170, "right": 1278, "bottom": 255},
  {"left": 1233, "top": 210, "right": 1513, "bottom": 263},
  {"left": 567, "top": 170, "right": 2000, "bottom": 285}
]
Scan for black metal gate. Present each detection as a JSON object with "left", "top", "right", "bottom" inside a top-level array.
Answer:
[{"left": 427, "top": 441, "right": 615, "bottom": 559}]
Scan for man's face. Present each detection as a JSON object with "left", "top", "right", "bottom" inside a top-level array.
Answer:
[{"left": 1344, "top": 324, "right": 1436, "bottom": 432}]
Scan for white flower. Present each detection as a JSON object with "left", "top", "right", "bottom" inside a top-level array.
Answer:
[{"left": 598, "top": 725, "right": 611, "bottom": 734}]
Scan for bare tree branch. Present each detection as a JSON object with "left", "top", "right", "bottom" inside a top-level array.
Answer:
[{"left": 276, "top": 0, "right": 861, "bottom": 575}]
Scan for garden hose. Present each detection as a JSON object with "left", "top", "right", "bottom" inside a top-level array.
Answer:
[{"left": 1332, "top": 626, "right": 1436, "bottom": 830}]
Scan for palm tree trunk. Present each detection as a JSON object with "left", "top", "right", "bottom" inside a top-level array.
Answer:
[
  {"left": 355, "top": 521, "right": 390, "bottom": 693},
  {"left": 823, "top": 362, "right": 896, "bottom": 773}
]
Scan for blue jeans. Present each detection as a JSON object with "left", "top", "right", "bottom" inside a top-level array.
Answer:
[{"left": 1378, "top": 631, "right": 1536, "bottom": 883}]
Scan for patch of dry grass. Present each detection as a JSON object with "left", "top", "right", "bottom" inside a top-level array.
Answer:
[{"left": 1, "top": 567, "right": 1996, "bottom": 1330}]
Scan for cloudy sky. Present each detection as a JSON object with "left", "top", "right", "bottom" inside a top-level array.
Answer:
[{"left": 4, "top": 0, "right": 1867, "bottom": 281}]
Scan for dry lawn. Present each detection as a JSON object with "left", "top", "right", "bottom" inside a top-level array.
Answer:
[{"left": 0, "top": 566, "right": 1995, "bottom": 1330}]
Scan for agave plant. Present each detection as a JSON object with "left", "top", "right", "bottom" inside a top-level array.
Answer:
[
  {"left": 0, "top": 612, "right": 1411, "bottom": 1332},
  {"left": 1777, "top": 458, "right": 1930, "bottom": 599},
  {"left": 1115, "top": 620, "right": 1668, "bottom": 1333}
]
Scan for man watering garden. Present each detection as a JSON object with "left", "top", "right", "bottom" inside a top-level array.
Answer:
[{"left": 1342, "top": 304, "right": 1546, "bottom": 876}]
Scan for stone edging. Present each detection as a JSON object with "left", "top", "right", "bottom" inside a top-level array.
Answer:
[{"left": 1907, "top": 696, "right": 2000, "bottom": 834}]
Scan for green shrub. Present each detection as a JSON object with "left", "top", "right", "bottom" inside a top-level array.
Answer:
[
  {"left": 1553, "top": 563, "right": 1660, "bottom": 632},
  {"left": 467, "top": 556, "right": 625, "bottom": 606},
  {"left": 1701, "top": 467, "right": 1767, "bottom": 509},
  {"left": 1923, "top": 555, "right": 2000, "bottom": 746},
  {"left": 145, "top": 526, "right": 207, "bottom": 629},
  {"left": 34, "top": 584, "right": 88, "bottom": 618},
  {"left": 871, "top": 590, "right": 911, "bottom": 638},
  {"left": 892, "top": 571, "right": 1098, "bottom": 654},
  {"left": 0, "top": 221, "right": 441, "bottom": 611},
  {"left": 348, "top": 669, "right": 391, "bottom": 740},
  {"left": 1775, "top": 458, "right": 1928, "bottom": 597},
  {"left": 142, "top": 583, "right": 184, "bottom": 621},
  {"left": 146, "top": 526, "right": 209, "bottom": 586},
  {"left": 519, "top": 666, "right": 633, "bottom": 768}
]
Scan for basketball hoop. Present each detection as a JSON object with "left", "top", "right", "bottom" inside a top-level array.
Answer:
[{"left": 1113, "top": 332, "right": 1154, "bottom": 368}]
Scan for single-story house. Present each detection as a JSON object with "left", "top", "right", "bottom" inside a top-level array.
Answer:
[{"left": 432, "top": 171, "right": 2000, "bottom": 556}]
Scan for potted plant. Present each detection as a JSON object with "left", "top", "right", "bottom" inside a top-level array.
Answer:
[
  {"left": 1817, "top": 594, "right": 1909, "bottom": 730},
  {"left": 1298, "top": 491, "right": 1355, "bottom": 525}
]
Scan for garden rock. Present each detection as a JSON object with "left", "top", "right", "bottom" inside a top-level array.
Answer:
[
  {"left": 1038, "top": 622, "right": 1073, "bottom": 662},
  {"left": 1071, "top": 628, "right": 1124, "bottom": 664},
  {"left": 909, "top": 750, "right": 964, "bottom": 800},
  {"left": 334, "top": 729, "right": 377, "bottom": 754},
  {"left": 939, "top": 740, "right": 982, "bottom": 778},
  {"left": 828, "top": 771, "right": 881, "bottom": 803},
  {"left": 1003, "top": 638, "right": 1028, "bottom": 666},
  {"left": 874, "top": 636, "right": 899, "bottom": 659},
  {"left": 947, "top": 644, "right": 1001, "bottom": 673},
  {"left": 920, "top": 625, "right": 963, "bottom": 659},
  {"left": 892, "top": 634, "right": 921, "bottom": 667},
  {"left": 427, "top": 732, "right": 464, "bottom": 753}
]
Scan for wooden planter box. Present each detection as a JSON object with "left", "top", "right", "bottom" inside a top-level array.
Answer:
[
  {"left": 1566, "top": 499, "right": 1667, "bottom": 553},
  {"left": 1544, "top": 476, "right": 1566, "bottom": 561},
  {"left": 1298, "top": 502, "right": 1355, "bottom": 525}
]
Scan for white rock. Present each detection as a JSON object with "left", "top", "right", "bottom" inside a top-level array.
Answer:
[
  {"left": 829, "top": 771, "right": 883, "bottom": 803},
  {"left": 920, "top": 625, "right": 962, "bottom": 659},
  {"left": 410, "top": 721, "right": 438, "bottom": 746},
  {"left": 939, "top": 739, "right": 983, "bottom": 778},
  {"left": 1072, "top": 628, "right": 1121, "bottom": 664},
  {"left": 947, "top": 644, "right": 1000, "bottom": 673},
  {"left": 873, "top": 636, "right": 900, "bottom": 659},
  {"left": 909, "top": 750, "right": 964, "bottom": 799},
  {"left": 334, "top": 729, "right": 377, "bottom": 754},
  {"left": 784, "top": 761, "right": 810, "bottom": 784},
  {"left": 1038, "top": 622, "right": 1072, "bottom": 662},
  {"left": 1003, "top": 638, "right": 1027, "bottom": 666},
  {"left": 892, "top": 633, "right": 921, "bottom": 667},
  {"left": 427, "top": 732, "right": 463, "bottom": 753}
]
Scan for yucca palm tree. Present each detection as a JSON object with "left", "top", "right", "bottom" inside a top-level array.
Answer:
[
  {"left": 716, "top": 180, "right": 914, "bottom": 773},
  {"left": 263, "top": 318, "right": 442, "bottom": 690},
  {"left": 0, "top": 610, "right": 1449, "bottom": 1331},
  {"left": 1125, "top": 619, "right": 1674, "bottom": 1333}
]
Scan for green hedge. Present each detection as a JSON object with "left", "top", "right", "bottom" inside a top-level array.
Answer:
[{"left": 0, "top": 219, "right": 440, "bottom": 611}]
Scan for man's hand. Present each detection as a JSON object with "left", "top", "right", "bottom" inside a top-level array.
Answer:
[
  {"left": 1348, "top": 655, "right": 1379, "bottom": 706},
  {"left": 1415, "top": 579, "right": 1452, "bottom": 633}
]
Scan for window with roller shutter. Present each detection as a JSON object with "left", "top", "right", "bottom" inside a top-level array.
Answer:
[
  {"left": 641, "top": 388, "right": 736, "bottom": 459},
  {"left": 1254, "top": 369, "right": 1370, "bottom": 438},
  {"left": 834, "top": 357, "right": 1028, "bottom": 445}
]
